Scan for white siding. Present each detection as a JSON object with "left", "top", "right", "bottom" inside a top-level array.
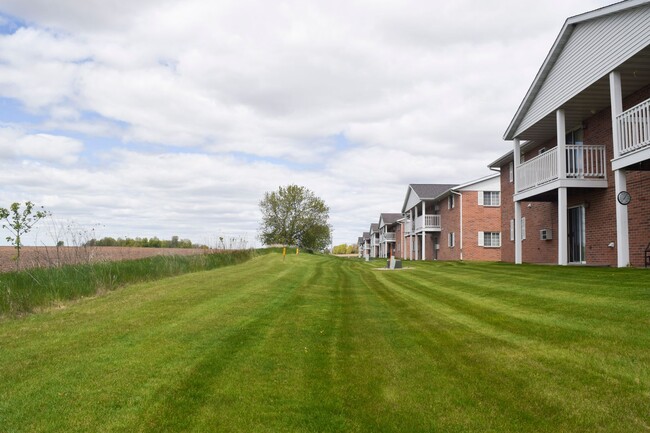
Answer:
[
  {"left": 404, "top": 187, "right": 422, "bottom": 212},
  {"left": 515, "top": 5, "right": 650, "bottom": 137}
]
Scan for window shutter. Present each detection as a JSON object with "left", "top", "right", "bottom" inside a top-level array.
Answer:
[
  {"left": 510, "top": 219, "right": 514, "bottom": 241},
  {"left": 509, "top": 162, "right": 514, "bottom": 183},
  {"left": 478, "top": 191, "right": 484, "bottom": 206},
  {"left": 496, "top": 192, "right": 501, "bottom": 206},
  {"left": 521, "top": 217, "right": 526, "bottom": 240},
  {"left": 478, "top": 231, "right": 484, "bottom": 246},
  {"left": 497, "top": 232, "right": 501, "bottom": 247}
]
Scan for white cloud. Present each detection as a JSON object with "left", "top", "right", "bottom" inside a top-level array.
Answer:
[
  {"left": 0, "top": 0, "right": 616, "bottom": 246},
  {"left": 0, "top": 127, "right": 83, "bottom": 164}
]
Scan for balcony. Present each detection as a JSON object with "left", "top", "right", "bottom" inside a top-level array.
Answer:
[
  {"left": 414, "top": 214, "right": 441, "bottom": 232},
  {"left": 380, "top": 232, "right": 396, "bottom": 243},
  {"left": 403, "top": 219, "right": 412, "bottom": 235},
  {"left": 612, "top": 98, "right": 650, "bottom": 170},
  {"left": 515, "top": 145, "right": 607, "bottom": 199}
]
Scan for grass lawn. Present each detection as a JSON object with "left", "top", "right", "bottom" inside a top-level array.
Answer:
[{"left": 1, "top": 253, "right": 649, "bottom": 432}]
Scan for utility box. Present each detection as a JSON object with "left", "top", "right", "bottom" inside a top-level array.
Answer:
[{"left": 540, "top": 229, "right": 553, "bottom": 240}]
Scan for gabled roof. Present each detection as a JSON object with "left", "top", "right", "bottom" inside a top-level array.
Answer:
[
  {"left": 402, "top": 183, "right": 457, "bottom": 213},
  {"left": 410, "top": 184, "right": 457, "bottom": 198},
  {"left": 504, "top": 0, "right": 650, "bottom": 141},
  {"left": 357, "top": 236, "right": 363, "bottom": 243},
  {"left": 379, "top": 213, "right": 402, "bottom": 228},
  {"left": 369, "top": 223, "right": 379, "bottom": 233},
  {"left": 431, "top": 174, "right": 500, "bottom": 201},
  {"left": 362, "top": 231, "right": 370, "bottom": 240}
]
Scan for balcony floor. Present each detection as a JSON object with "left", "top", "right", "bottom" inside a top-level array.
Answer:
[{"left": 514, "top": 178, "right": 608, "bottom": 201}]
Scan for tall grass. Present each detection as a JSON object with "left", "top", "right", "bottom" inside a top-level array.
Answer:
[{"left": 0, "top": 249, "right": 257, "bottom": 316}]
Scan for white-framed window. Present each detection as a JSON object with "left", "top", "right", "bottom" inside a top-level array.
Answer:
[
  {"left": 479, "top": 191, "right": 500, "bottom": 207},
  {"left": 510, "top": 219, "right": 515, "bottom": 241},
  {"left": 448, "top": 194, "right": 455, "bottom": 209},
  {"left": 509, "top": 162, "right": 514, "bottom": 183},
  {"left": 478, "top": 231, "right": 501, "bottom": 247},
  {"left": 448, "top": 232, "right": 455, "bottom": 248},
  {"left": 521, "top": 217, "right": 526, "bottom": 240}
]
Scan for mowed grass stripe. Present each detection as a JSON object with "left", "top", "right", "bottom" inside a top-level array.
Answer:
[
  {"left": 365, "top": 262, "right": 650, "bottom": 432},
  {"left": 1, "top": 254, "right": 649, "bottom": 432},
  {"left": 0, "top": 254, "right": 308, "bottom": 433}
]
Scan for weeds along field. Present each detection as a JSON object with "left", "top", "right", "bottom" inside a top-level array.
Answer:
[
  {"left": 0, "top": 246, "right": 207, "bottom": 273},
  {"left": 0, "top": 248, "right": 258, "bottom": 316}
]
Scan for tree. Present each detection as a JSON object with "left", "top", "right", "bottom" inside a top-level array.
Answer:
[
  {"left": 0, "top": 201, "right": 50, "bottom": 269},
  {"left": 259, "top": 185, "right": 331, "bottom": 251}
]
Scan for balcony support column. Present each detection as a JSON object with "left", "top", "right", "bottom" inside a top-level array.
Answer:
[
  {"left": 421, "top": 201, "right": 426, "bottom": 260},
  {"left": 610, "top": 70, "right": 630, "bottom": 267},
  {"left": 558, "top": 187, "right": 568, "bottom": 265},
  {"left": 557, "top": 109, "right": 566, "bottom": 180},
  {"left": 514, "top": 201, "right": 522, "bottom": 264},
  {"left": 409, "top": 209, "right": 413, "bottom": 260},
  {"left": 513, "top": 138, "right": 523, "bottom": 264}
]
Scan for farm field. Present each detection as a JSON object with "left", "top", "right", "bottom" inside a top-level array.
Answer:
[
  {"left": 0, "top": 246, "right": 207, "bottom": 273},
  {"left": 1, "top": 253, "right": 649, "bottom": 432}
]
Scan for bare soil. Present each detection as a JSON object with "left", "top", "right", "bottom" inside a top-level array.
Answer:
[{"left": 0, "top": 246, "right": 208, "bottom": 273}]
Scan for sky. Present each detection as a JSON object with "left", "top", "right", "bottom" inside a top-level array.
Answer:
[{"left": 0, "top": 0, "right": 615, "bottom": 248}]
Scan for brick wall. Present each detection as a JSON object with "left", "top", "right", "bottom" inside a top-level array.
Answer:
[
  {"left": 499, "top": 83, "right": 650, "bottom": 266},
  {"left": 461, "top": 190, "right": 502, "bottom": 261},
  {"left": 437, "top": 196, "right": 460, "bottom": 260}
]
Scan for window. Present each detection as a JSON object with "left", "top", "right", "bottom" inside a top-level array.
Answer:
[
  {"left": 448, "top": 194, "right": 455, "bottom": 209},
  {"left": 538, "top": 147, "right": 547, "bottom": 155},
  {"left": 480, "top": 191, "right": 500, "bottom": 207},
  {"left": 510, "top": 219, "right": 514, "bottom": 241},
  {"left": 509, "top": 162, "right": 514, "bottom": 183},
  {"left": 478, "top": 231, "right": 501, "bottom": 247},
  {"left": 448, "top": 232, "right": 455, "bottom": 248},
  {"left": 521, "top": 217, "right": 526, "bottom": 240}
]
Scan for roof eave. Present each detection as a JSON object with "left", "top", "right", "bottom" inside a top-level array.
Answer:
[{"left": 504, "top": 0, "right": 650, "bottom": 141}]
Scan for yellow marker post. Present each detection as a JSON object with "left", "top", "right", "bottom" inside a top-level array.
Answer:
[
  {"left": 296, "top": 248, "right": 299, "bottom": 255},
  {"left": 283, "top": 247, "right": 286, "bottom": 262}
]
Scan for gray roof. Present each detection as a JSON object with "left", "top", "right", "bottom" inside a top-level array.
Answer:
[
  {"left": 369, "top": 223, "right": 379, "bottom": 232},
  {"left": 362, "top": 231, "right": 370, "bottom": 240},
  {"left": 357, "top": 236, "right": 363, "bottom": 243},
  {"left": 410, "top": 184, "right": 457, "bottom": 199},
  {"left": 380, "top": 213, "right": 403, "bottom": 225}
]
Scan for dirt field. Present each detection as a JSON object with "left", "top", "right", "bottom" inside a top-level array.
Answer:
[{"left": 0, "top": 246, "right": 208, "bottom": 273}]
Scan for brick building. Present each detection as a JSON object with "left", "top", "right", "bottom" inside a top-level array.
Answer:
[
  {"left": 378, "top": 213, "right": 402, "bottom": 258},
  {"left": 400, "top": 175, "right": 502, "bottom": 261},
  {"left": 491, "top": 1, "right": 650, "bottom": 266}
]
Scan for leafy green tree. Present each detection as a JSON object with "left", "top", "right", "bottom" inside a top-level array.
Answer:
[
  {"left": 259, "top": 185, "right": 331, "bottom": 251},
  {"left": 0, "top": 201, "right": 50, "bottom": 269},
  {"left": 332, "top": 244, "right": 348, "bottom": 254}
]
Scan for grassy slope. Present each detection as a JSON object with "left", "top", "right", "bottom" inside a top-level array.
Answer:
[{"left": 0, "top": 254, "right": 649, "bottom": 432}]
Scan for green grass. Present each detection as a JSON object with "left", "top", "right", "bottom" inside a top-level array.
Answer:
[
  {"left": 1, "top": 253, "right": 649, "bottom": 432},
  {"left": 0, "top": 249, "right": 257, "bottom": 316}
]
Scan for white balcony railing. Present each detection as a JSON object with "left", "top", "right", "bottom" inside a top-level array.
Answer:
[
  {"left": 414, "top": 214, "right": 441, "bottom": 231},
  {"left": 617, "top": 98, "right": 650, "bottom": 156},
  {"left": 381, "top": 232, "right": 396, "bottom": 242},
  {"left": 516, "top": 145, "right": 606, "bottom": 193}
]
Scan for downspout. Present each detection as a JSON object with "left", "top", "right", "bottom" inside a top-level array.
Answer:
[{"left": 451, "top": 190, "right": 463, "bottom": 261}]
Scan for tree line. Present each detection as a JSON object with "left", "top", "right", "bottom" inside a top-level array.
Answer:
[
  {"left": 85, "top": 236, "right": 203, "bottom": 249},
  {"left": 331, "top": 244, "right": 359, "bottom": 255}
]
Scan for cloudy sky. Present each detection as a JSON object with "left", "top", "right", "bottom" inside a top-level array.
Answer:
[{"left": 0, "top": 0, "right": 613, "bottom": 247}]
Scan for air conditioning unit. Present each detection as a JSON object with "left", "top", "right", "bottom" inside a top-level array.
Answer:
[
  {"left": 540, "top": 229, "right": 552, "bottom": 241},
  {"left": 435, "top": 244, "right": 440, "bottom": 250}
]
